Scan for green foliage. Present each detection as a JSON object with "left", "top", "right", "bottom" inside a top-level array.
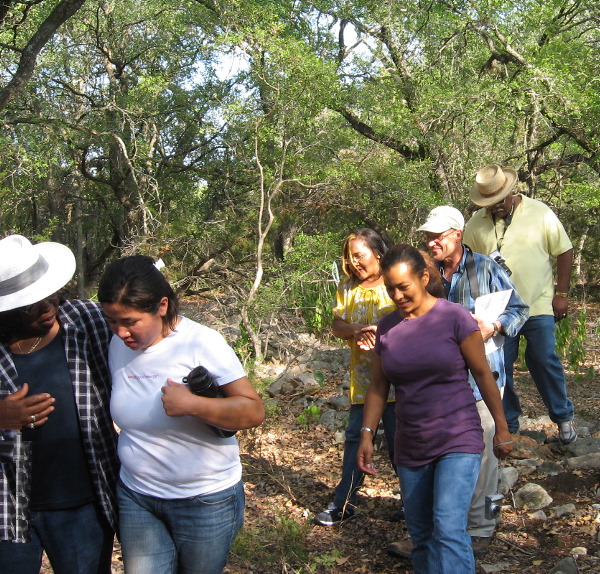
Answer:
[
  {"left": 296, "top": 404, "right": 320, "bottom": 429},
  {"left": 233, "top": 322, "right": 255, "bottom": 372},
  {"left": 279, "top": 233, "right": 339, "bottom": 334},
  {"left": 248, "top": 232, "right": 341, "bottom": 338},
  {"left": 313, "top": 370, "right": 325, "bottom": 387},
  {"left": 231, "top": 514, "right": 310, "bottom": 569},
  {"left": 517, "top": 336, "right": 526, "bottom": 366},
  {"left": 1, "top": 0, "right": 599, "bottom": 304},
  {"left": 555, "top": 308, "right": 588, "bottom": 377},
  {"left": 311, "top": 548, "right": 346, "bottom": 568},
  {"left": 262, "top": 399, "right": 282, "bottom": 422}
]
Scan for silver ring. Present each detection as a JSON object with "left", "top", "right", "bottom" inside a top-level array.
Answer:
[
  {"left": 30, "top": 415, "right": 36, "bottom": 423},
  {"left": 29, "top": 423, "right": 35, "bottom": 429}
]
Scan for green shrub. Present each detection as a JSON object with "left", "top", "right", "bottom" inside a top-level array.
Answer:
[
  {"left": 296, "top": 404, "right": 320, "bottom": 429},
  {"left": 251, "top": 232, "right": 341, "bottom": 337},
  {"left": 556, "top": 307, "right": 587, "bottom": 377}
]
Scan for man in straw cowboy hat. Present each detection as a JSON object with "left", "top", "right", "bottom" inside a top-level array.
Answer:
[
  {"left": 0, "top": 235, "right": 118, "bottom": 573},
  {"left": 463, "top": 165, "right": 577, "bottom": 445}
]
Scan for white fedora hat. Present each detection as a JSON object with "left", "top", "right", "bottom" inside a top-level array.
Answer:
[
  {"left": 470, "top": 165, "right": 518, "bottom": 207},
  {"left": 0, "top": 235, "right": 76, "bottom": 312}
]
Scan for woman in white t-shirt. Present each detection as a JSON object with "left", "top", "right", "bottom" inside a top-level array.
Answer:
[{"left": 98, "top": 255, "right": 264, "bottom": 574}]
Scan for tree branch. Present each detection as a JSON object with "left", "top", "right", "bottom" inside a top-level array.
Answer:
[
  {"left": 332, "top": 106, "right": 426, "bottom": 160},
  {"left": 0, "top": 0, "right": 87, "bottom": 112}
]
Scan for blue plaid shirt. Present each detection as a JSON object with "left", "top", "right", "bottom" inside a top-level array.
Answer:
[
  {"left": 442, "top": 247, "right": 529, "bottom": 400},
  {"left": 0, "top": 300, "right": 119, "bottom": 542}
]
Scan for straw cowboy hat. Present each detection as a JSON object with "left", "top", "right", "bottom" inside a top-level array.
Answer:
[
  {"left": 0, "top": 235, "right": 76, "bottom": 312},
  {"left": 470, "top": 165, "right": 519, "bottom": 207}
]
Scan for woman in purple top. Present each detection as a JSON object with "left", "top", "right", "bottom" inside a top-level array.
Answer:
[{"left": 357, "top": 244, "right": 512, "bottom": 574}]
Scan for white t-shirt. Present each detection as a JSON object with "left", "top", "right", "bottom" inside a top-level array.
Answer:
[{"left": 109, "top": 316, "right": 247, "bottom": 498}]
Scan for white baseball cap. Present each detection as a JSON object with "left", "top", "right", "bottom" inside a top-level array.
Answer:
[{"left": 417, "top": 206, "right": 465, "bottom": 233}]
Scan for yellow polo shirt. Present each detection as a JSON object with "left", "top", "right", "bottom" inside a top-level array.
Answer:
[{"left": 463, "top": 195, "right": 572, "bottom": 317}]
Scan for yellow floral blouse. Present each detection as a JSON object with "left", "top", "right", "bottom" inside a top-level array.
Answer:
[{"left": 333, "top": 275, "right": 396, "bottom": 404}]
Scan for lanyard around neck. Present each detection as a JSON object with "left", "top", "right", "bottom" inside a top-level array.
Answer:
[{"left": 492, "top": 198, "right": 515, "bottom": 251}]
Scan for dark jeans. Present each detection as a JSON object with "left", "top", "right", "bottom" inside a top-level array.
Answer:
[
  {"left": 503, "top": 314, "right": 574, "bottom": 432},
  {"left": 333, "top": 402, "right": 396, "bottom": 508},
  {"left": 0, "top": 502, "right": 114, "bottom": 574}
]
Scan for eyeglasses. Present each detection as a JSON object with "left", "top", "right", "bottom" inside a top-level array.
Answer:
[
  {"left": 343, "top": 253, "right": 369, "bottom": 265},
  {"left": 424, "top": 229, "right": 455, "bottom": 244},
  {"left": 21, "top": 295, "right": 59, "bottom": 317}
]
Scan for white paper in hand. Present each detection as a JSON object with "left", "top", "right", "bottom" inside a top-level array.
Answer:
[{"left": 474, "top": 289, "right": 512, "bottom": 355}]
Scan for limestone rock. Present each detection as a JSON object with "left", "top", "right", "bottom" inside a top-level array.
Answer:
[
  {"left": 538, "top": 461, "right": 565, "bottom": 476},
  {"left": 553, "top": 503, "right": 576, "bottom": 517},
  {"left": 328, "top": 394, "right": 350, "bottom": 410},
  {"left": 567, "top": 437, "right": 600, "bottom": 457},
  {"left": 566, "top": 452, "right": 600, "bottom": 470},
  {"left": 549, "top": 556, "right": 579, "bottom": 574},
  {"left": 498, "top": 466, "right": 519, "bottom": 495},
  {"left": 514, "top": 482, "right": 553, "bottom": 510}
]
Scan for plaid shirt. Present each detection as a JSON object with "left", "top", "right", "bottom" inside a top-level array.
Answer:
[
  {"left": 442, "top": 247, "right": 529, "bottom": 400},
  {"left": 0, "top": 300, "right": 119, "bottom": 542}
]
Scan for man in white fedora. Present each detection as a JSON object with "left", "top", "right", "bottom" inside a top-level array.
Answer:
[
  {"left": 0, "top": 235, "right": 118, "bottom": 573},
  {"left": 463, "top": 165, "right": 577, "bottom": 445},
  {"left": 388, "top": 206, "right": 528, "bottom": 559}
]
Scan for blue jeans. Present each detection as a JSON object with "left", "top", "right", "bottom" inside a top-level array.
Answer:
[
  {"left": 0, "top": 502, "right": 114, "bottom": 574},
  {"left": 398, "top": 453, "right": 481, "bottom": 574},
  {"left": 118, "top": 480, "right": 244, "bottom": 574},
  {"left": 503, "top": 315, "right": 574, "bottom": 432},
  {"left": 333, "top": 402, "right": 396, "bottom": 509}
]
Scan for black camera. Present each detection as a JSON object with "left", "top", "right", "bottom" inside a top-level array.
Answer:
[
  {"left": 485, "top": 494, "right": 504, "bottom": 520},
  {"left": 489, "top": 250, "right": 511, "bottom": 276},
  {"left": 183, "top": 366, "right": 236, "bottom": 438}
]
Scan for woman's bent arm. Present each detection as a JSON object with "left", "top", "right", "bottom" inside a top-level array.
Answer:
[
  {"left": 460, "top": 331, "right": 513, "bottom": 459},
  {"left": 161, "top": 376, "right": 265, "bottom": 431}
]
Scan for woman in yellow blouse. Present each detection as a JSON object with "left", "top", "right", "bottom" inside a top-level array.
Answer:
[{"left": 314, "top": 229, "right": 398, "bottom": 526}]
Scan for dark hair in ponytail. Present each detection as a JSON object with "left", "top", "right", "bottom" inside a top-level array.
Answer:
[{"left": 381, "top": 244, "right": 446, "bottom": 298}]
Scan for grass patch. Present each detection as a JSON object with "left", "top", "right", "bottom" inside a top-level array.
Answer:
[{"left": 231, "top": 514, "right": 310, "bottom": 570}]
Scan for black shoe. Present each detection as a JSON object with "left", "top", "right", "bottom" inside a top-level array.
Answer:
[
  {"left": 389, "top": 506, "right": 405, "bottom": 522},
  {"left": 314, "top": 503, "right": 355, "bottom": 526}
]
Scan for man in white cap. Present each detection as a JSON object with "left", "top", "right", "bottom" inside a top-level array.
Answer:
[
  {"left": 463, "top": 165, "right": 577, "bottom": 445},
  {"left": 0, "top": 235, "right": 118, "bottom": 573},
  {"left": 388, "top": 206, "right": 528, "bottom": 559}
]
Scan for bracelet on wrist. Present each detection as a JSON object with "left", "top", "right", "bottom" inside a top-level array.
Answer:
[
  {"left": 555, "top": 291, "right": 569, "bottom": 298},
  {"left": 360, "top": 426, "right": 375, "bottom": 434}
]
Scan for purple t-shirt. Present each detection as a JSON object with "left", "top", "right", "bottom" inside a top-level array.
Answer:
[{"left": 376, "top": 298, "right": 484, "bottom": 466}]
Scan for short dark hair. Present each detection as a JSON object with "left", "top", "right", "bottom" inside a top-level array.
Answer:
[
  {"left": 98, "top": 256, "right": 179, "bottom": 333},
  {"left": 341, "top": 228, "right": 387, "bottom": 278},
  {"left": 381, "top": 244, "right": 446, "bottom": 298}
]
